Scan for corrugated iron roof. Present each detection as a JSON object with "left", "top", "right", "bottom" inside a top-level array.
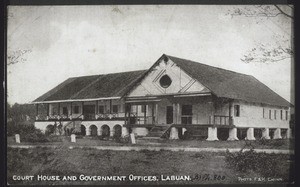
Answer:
[
  {"left": 166, "top": 55, "right": 291, "bottom": 107},
  {"left": 33, "top": 54, "right": 291, "bottom": 107},
  {"left": 33, "top": 70, "right": 147, "bottom": 102}
]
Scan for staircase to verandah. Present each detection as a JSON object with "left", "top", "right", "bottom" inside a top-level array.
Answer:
[{"left": 144, "top": 124, "right": 173, "bottom": 139}]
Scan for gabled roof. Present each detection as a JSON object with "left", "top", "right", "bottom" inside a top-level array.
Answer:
[
  {"left": 33, "top": 70, "right": 147, "bottom": 103},
  {"left": 33, "top": 54, "right": 291, "bottom": 107},
  {"left": 165, "top": 55, "right": 291, "bottom": 107}
]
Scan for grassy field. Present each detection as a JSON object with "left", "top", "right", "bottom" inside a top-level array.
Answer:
[
  {"left": 7, "top": 146, "right": 293, "bottom": 185},
  {"left": 7, "top": 135, "right": 294, "bottom": 150}
]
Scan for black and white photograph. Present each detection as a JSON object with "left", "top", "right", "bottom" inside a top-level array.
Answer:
[{"left": 6, "top": 4, "right": 294, "bottom": 185}]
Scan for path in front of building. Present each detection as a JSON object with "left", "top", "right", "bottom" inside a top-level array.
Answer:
[{"left": 7, "top": 144, "right": 293, "bottom": 154}]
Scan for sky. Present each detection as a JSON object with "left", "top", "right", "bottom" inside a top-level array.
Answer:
[{"left": 7, "top": 5, "right": 293, "bottom": 105}]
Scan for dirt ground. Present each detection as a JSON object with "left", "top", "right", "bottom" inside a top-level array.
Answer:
[{"left": 7, "top": 146, "right": 293, "bottom": 185}]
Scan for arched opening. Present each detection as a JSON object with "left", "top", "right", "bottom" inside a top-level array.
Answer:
[
  {"left": 90, "top": 125, "right": 98, "bottom": 136},
  {"left": 217, "top": 128, "right": 229, "bottom": 141},
  {"left": 57, "top": 124, "right": 63, "bottom": 135},
  {"left": 237, "top": 128, "right": 247, "bottom": 140},
  {"left": 254, "top": 128, "right": 263, "bottom": 139},
  {"left": 45, "top": 124, "right": 55, "bottom": 135},
  {"left": 113, "top": 125, "right": 122, "bottom": 139},
  {"left": 101, "top": 125, "right": 110, "bottom": 138},
  {"left": 80, "top": 125, "right": 86, "bottom": 136}
]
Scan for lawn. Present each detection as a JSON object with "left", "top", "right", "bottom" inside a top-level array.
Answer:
[{"left": 7, "top": 146, "right": 293, "bottom": 185}]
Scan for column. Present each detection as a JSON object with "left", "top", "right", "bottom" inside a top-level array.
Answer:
[
  {"left": 173, "top": 103, "right": 176, "bottom": 124},
  {"left": 35, "top": 104, "right": 39, "bottom": 120},
  {"left": 206, "top": 127, "right": 218, "bottom": 141},
  {"left": 122, "top": 127, "right": 129, "bottom": 137},
  {"left": 155, "top": 104, "right": 158, "bottom": 124},
  {"left": 97, "top": 126, "right": 102, "bottom": 136},
  {"left": 46, "top": 103, "right": 49, "bottom": 120},
  {"left": 81, "top": 101, "right": 84, "bottom": 120},
  {"left": 227, "top": 128, "right": 238, "bottom": 141},
  {"left": 110, "top": 127, "right": 115, "bottom": 137},
  {"left": 177, "top": 103, "right": 180, "bottom": 124},
  {"left": 246, "top": 128, "right": 255, "bottom": 140},
  {"left": 109, "top": 99, "right": 112, "bottom": 114},
  {"left": 151, "top": 103, "right": 155, "bottom": 124},
  {"left": 262, "top": 128, "right": 270, "bottom": 139},
  {"left": 144, "top": 105, "right": 147, "bottom": 124},
  {"left": 273, "top": 128, "right": 282, "bottom": 139},
  {"left": 70, "top": 102, "right": 73, "bottom": 119},
  {"left": 169, "top": 127, "right": 179, "bottom": 140},
  {"left": 86, "top": 126, "right": 91, "bottom": 136},
  {"left": 58, "top": 103, "right": 60, "bottom": 116}
]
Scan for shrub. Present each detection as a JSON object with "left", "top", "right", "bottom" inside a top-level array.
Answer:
[
  {"left": 8, "top": 123, "right": 49, "bottom": 143},
  {"left": 225, "top": 149, "right": 291, "bottom": 180},
  {"left": 257, "top": 138, "right": 285, "bottom": 147}
]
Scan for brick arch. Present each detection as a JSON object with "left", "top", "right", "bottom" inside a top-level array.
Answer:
[
  {"left": 113, "top": 124, "right": 122, "bottom": 139},
  {"left": 80, "top": 125, "right": 86, "bottom": 136},
  {"left": 89, "top": 125, "right": 98, "bottom": 136},
  {"left": 101, "top": 125, "right": 110, "bottom": 138}
]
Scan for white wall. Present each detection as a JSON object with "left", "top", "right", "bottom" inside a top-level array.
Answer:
[
  {"left": 232, "top": 100, "right": 290, "bottom": 128},
  {"left": 128, "top": 58, "right": 210, "bottom": 97}
]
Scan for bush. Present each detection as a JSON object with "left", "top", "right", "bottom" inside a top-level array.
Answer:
[
  {"left": 8, "top": 123, "right": 49, "bottom": 143},
  {"left": 23, "top": 131, "right": 49, "bottom": 143},
  {"left": 257, "top": 138, "right": 285, "bottom": 147},
  {"left": 225, "top": 149, "right": 291, "bottom": 180}
]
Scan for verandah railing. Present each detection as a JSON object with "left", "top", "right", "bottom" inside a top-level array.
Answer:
[{"left": 209, "top": 115, "right": 233, "bottom": 125}]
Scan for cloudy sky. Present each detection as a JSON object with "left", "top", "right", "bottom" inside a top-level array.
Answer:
[{"left": 7, "top": 5, "right": 293, "bottom": 105}]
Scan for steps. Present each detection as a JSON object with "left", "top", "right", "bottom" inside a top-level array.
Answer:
[{"left": 146, "top": 125, "right": 172, "bottom": 138}]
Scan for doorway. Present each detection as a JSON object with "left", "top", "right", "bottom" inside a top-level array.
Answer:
[
  {"left": 166, "top": 106, "right": 173, "bottom": 124},
  {"left": 83, "top": 105, "right": 95, "bottom": 120}
]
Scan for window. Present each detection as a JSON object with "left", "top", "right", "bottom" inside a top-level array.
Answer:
[
  {"left": 234, "top": 105, "right": 240, "bottom": 117},
  {"left": 269, "top": 110, "right": 272, "bottom": 119},
  {"left": 159, "top": 74, "right": 172, "bottom": 88},
  {"left": 181, "top": 105, "right": 192, "bottom": 124},
  {"left": 263, "top": 108, "right": 265, "bottom": 118},
  {"left": 74, "top": 106, "right": 79, "bottom": 114},
  {"left": 98, "top": 105, "right": 104, "bottom": 114},
  {"left": 280, "top": 110, "right": 283, "bottom": 120},
  {"left": 112, "top": 105, "right": 119, "bottom": 113},
  {"left": 274, "top": 110, "right": 276, "bottom": 120},
  {"left": 62, "top": 107, "right": 68, "bottom": 115},
  {"left": 286, "top": 111, "right": 288, "bottom": 120}
]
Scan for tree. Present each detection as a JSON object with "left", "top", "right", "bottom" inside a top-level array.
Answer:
[{"left": 227, "top": 5, "right": 293, "bottom": 63}]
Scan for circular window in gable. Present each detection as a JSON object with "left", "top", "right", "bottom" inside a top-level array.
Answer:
[{"left": 159, "top": 74, "right": 172, "bottom": 88}]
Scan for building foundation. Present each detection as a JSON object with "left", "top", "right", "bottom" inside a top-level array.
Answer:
[
  {"left": 262, "top": 128, "right": 270, "bottom": 139},
  {"left": 273, "top": 128, "right": 282, "bottom": 139},
  {"left": 169, "top": 127, "right": 179, "bottom": 140},
  {"left": 206, "top": 127, "right": 218, "bottom": 141},
  {"left": 227, "top": 128, "right": 238, "bottom": 141},
  {"left": 246, "top": 128, "right": 255, "bottom": 140}
]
